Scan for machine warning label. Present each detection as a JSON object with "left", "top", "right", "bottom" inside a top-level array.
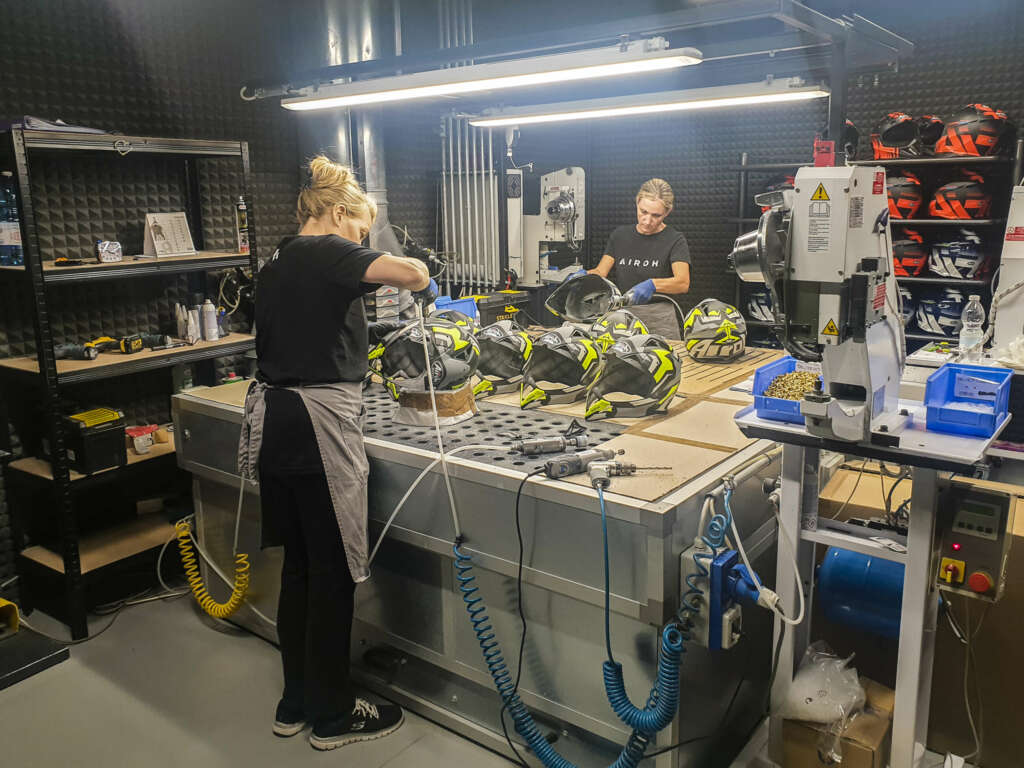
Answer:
[
  {"left": 811, "top": 183, "right": 830, "bottom": 201},
  {"left": 849, "top": 196, "right": 864, "bottom": 228},
  {"left": 821, "top": 319, "right": 839, "bottom": 336},
  {"left": 873, "top": 283, "right": 887, "bottom": 311},
  {"left": 873, "top": 171, "right": 885, "bottom": 194},
  {"left": 1006, "top": 226, "right": 1024, "bottom": 242}
]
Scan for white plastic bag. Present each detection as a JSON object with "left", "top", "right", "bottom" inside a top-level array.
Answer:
[{"left": 781, "top": 641, "right": 865, "bottom": 724}]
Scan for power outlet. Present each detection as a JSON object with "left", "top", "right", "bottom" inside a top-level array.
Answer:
[{"left": 680, "top": 544, "right": 711, "bottom": 648}]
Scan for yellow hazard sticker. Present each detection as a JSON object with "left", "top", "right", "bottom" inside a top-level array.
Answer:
[
  {"left": 811, "top": 183, "right": 830, "bottom": 201},
  {"left": 822, "top": 319, "right": 839, "bottom": 336}
]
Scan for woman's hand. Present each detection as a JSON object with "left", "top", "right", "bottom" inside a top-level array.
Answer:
[{"left": 364, "top": 254, "right": 430, "bottom": 291}]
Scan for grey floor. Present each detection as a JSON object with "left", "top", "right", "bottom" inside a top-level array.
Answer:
[{"left": 2, "top": 596, "right": 514, "bottom": 768}]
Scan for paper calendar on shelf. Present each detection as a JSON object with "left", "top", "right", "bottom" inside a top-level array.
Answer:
[{"left": 143, "top": 212, "right": 196, "bottom": 258}]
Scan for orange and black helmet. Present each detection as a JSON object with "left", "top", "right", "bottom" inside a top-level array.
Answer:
[
  {"left": 844, "top": 119, "right": 860, "bottom": 159},
  {"left": 929, "top": 170, "right": 992, "bottom": 220},
  {"left": 892, "top": 227, "right": 927, "bottom": 277},
  {"left": 872, "top": 112, "right": 921, "bottom": 159},
  {"left": 936, "top": 104, "right": 1015, "bottom": 157},
  {"left": 916, "top": 115, "right": 945, "bottom": 148},
  {"left": 886, "top": 171, "right": 923, "bottom": 219}
]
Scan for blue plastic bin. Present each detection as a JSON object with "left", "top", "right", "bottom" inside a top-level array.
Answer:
[
  {"left": 753, "top": 356, "right": 821, "bottom": 424},
  {"left": 924, "top": 363, "right": 1012, "bottom": 438},
  {"left": 433, "top": 295, "right": 479, "bottom": 320}
]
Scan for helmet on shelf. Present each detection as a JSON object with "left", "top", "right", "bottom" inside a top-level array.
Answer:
[
  {"left": 683, "top": 298, "right": 747, "bottom": 362},
  {"left": 872, "top": 112, "right": 922, "bottom": 159},
  {"left": 916, "top": 114, "right": 945, "bottom": 149},
  {"left": 747, "top": 287, "right": 774, "bottom": 323},
  {"left": 928, "top": 171, "right": 992, "bottom": 219},
  {"left": 429, "top": 307, "right": 481, "bottom": 335},
  {"left": 929, "top": 229, "right": 987, "bottom": 279},
  {"left": 892, "top": 228, "right": 928, "bottom": 277},
  {"left": 589, "top": 309, "right": 649, "bottom": 352},
  {"left": 761, "top": 174, "right": 795, "bottom": 212},
  {"left": 378, "top": 319, "right": 480, "bottom": 400},
  {"left": 915, "top": 288, "right": 966, "bottom": 336},
  {"left": 520, "top": 324, "right": 602, "bottom": 408},
  {"left": 886, "top": 171, "right": 923, "bottom": 219},
  {"left": 472, "top": 320, "right": 532, "bottom": 398},
  {"left": 844, "top": 119, "right": 860, "bottom": 160},
  {"left": 936, "top": 104, "right": 1015, "bottom": 157},
  {"left": 898, "top": 285, "right": 917, "bottom": 329},
  {"left": 585, "top": 335, "right": 681, "bottom": 421}
]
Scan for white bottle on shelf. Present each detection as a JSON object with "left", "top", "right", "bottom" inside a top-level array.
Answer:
[
  {"left": 958, "top": 294, "right": 985, "bottom": 362},
  {"left": 201, "top": 299, "right": 218, "bottom": 341}
]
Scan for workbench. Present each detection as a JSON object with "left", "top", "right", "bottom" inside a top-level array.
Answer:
[{"left": 172, "top": 348, "right": 785, "bottom": 767}]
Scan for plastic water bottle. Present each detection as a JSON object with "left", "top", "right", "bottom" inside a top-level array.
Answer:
[
  {"left": 0, "top": 171, "right": 24, "bottom": 267},
  {"left": 959, "top": 294, "right": 985, "bottom": 362}
]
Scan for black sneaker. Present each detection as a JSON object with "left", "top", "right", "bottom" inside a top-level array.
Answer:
[
  {"left": 272, "top": 699, "right": 306, "bottom": 737},
  {"left": 309, "top": 698, "right": 404, "bottom": 750}
]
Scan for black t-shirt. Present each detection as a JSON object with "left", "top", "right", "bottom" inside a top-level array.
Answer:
[
  {"left": 605, "top": 225, "right": 691, "bottom": 292},
  {"left": 256, "top": 235, "right": 382, "bottom": 385}
]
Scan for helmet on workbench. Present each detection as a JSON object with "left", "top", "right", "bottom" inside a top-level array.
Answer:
[
  {"left": 520, "top": 324, "right": 602, "bottom": 408},
  {"left": 936, "top": 104, "right": 1015, "bottom": 157},
  {"left": 585, "top": 335, "right": 680, "bottom": 420},
  {"left": 429, "top": 307, "right": 481, "bottom": 336},
  {"left": 545, "top": 273, "right": 623, "bottom": 323},
  {"left": 378, "top": 319, "right": 480, "bottom": 400},
  {"left": 915, "top": 288, "right": 965, "bottom": 336},
  {"left": 929, "top": 228, "right": 987, "bottom": 279},
  {"left": 473, "top": 320, "right": 532, "bottom": 398},
  {"left": 682, "top": 298, "right": 747, "bottom": 362},
  {"left": 892, "top": 227, "right": 928, "bottom": 277},
  {"left": 588, "top": 309, "right": 649, "bottom": 352},
  {"left": 886, "top": 171, "right": 923, "bottom": 219}
]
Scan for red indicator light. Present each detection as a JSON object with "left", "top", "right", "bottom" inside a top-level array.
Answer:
[{"left": 952, "top": 543, "right": 962, "bottom": 551}]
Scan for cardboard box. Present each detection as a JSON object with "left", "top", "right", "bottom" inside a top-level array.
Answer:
[
  {"left": 818, "top": 464, "right": 912, "bottom": 521},
  {"left": 783, "top": 679, "right": 894, "bottom": 768}
]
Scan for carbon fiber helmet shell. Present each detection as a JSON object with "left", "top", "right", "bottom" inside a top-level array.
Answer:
[
  {"left": 887, "top": 171, "right": 923, "bottom": 219},
  {"left": 892, "top": 227, "right": 927, "bottom": 277},
  {"left": 683, "top": 298, "right": 747, "bottom": 362},
  {"left": 929, "top": 229, "right": 986, "bottom": 279},
  {"left": 936, "top": 104, "right": 1015, "bottom": 157},
  {"left": 473, "top": 319, "right": 532, "bottom": 398},
  {"left": 589, "top": 309, "right": 649, "bottom": 352},
  {"left": 585, "top": 335, "right": 681, "bottom": 421},
  {"left": 916, "top": 288, "right": 965, "bottom": 337},
  {"left": 379, "top": 319, "right": 480, "bottom": 400},
  {"left": 520, "top": 324, "right": 602, "bottom": 408},
  {"left": 929, "top": 175, "right": 992, "bottom": 219},
  {"left": 429, "top": 308, "right": 481, "bottom": 335}
]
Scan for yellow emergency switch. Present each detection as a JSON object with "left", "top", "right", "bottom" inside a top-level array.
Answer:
[{"left": 939, "top": 557, "right": 965, "bottom": 585}]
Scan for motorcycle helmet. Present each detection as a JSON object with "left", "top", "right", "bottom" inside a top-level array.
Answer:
[
  {"left": 473, "top": 320, "right": 532, "bottom": 398},
  {"left": 589, "top": 309, "right": 649, "bottom": 352},
  {"left": 747, "top": 287, "right": 774, "bottom": 323},
  {"left": 936, "top": 104, "right": 1015, "bottom": 157},
  {"left": 761, "top": 174, "right": 795, "bottom": 212},
  {"left": 916, "top": 288, "right": 965, "bottom": 336},
  {"left": 929, "top": 171, "right": 992, "bottom": 219},
  {"left": 916, "top": 114, "right": 945, "bottom": 148},
  {"left": 872, "top": 112, "right": 921, "bottom": 159},
  {"left": 892, "top": 228, "right": 927, "bottom": 277},
  {"left": 545, "top": 273, "right": 622, "bottom": 323},
  {"left": 378, "top": 319, "right": 480, "bottom": 400},
  {"left": 585, "top": 335, "right": 681, "bottom": 420},
  {"left": 683, "top": 298, "right": 747, "bottom": 362},
  {"left": 887, "top": 171, "right": 923, "bottom": 219},
  {"left": 429, "top": 307, "right": 481, "bottom": 335},
  {"left": 898, "top": 285, "right": 917, "bottom": 329},
  {"left": 929, "top": 229, "right": 986, "bottom": 279},
  {"left": 844, "top": 119, "right": 860, "bottom": 160},
  {"left": 520, "top": 324, "right": 602, "bottom": 408}
]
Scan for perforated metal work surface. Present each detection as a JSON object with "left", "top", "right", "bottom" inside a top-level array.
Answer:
[{"left": 360, "top": 386, "right": 623, "bottom": 471}]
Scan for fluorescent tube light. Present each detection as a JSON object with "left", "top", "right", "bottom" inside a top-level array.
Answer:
[
  {"left": 282, "top": 39, "right": 702, "bottom": 111},
  {"left": 468, "top": 80, "right": 830, "bottom": 127}
]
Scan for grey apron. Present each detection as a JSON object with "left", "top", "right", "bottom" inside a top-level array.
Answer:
[
  {"left": 631, "top": 301, "right": 681, "bottom": 340},
  {"left": 238, "top": 380, "right": 371, "bottom": 583}
]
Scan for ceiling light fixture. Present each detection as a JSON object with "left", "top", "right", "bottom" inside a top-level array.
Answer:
[
  {"left": 281, "top": 38, "right": 702, "bottom": 111},
  {"left": 468, "top": 79, "right": 830, "bottom": 127}
]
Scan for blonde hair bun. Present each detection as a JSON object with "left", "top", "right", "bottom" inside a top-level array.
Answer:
[{"left": 297, "top": 155, "right": 377, "bottom": 227}]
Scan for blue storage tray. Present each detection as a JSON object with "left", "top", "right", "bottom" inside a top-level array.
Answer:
[
  {"left": 924, "top": 363, "right": 1012, "bottom": 438},
  {"left": 753, "top": 356, "right": 821, "bottom": 425},
  {"left": 433, "top": 295, "right": 479, "bottom": 319}
]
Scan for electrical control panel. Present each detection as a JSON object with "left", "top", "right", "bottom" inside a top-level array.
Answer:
[{"left": 936, "top": 481, "right": 1015, "bottom": 602}]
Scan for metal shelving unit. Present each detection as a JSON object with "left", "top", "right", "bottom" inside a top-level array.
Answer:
[
  {"left": 894, "top": 218, "right": 1004, "bottom": 226},
  {"left": 896, "top": 275, "right": 988, "bottom": 287},
  {"left": 905, "top": 331, "right": 955, "bottom": 342},
  {"left": 0, "top": 128, "right": 258, "bottom": 639}
]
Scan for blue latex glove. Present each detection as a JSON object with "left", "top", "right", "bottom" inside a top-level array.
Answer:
[
  {"left": 626, "top": 279, "right": 656, "bottom": 306},
  {"left": 413, "top": 278, "right": 439, "bottom": 306},
  {"left": 563, "top": 268, "right": 587, "bottom": 282}
]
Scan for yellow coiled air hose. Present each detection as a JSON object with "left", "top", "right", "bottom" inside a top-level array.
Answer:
[{"left": 175, "top": 519, "right": 251, "bottom": 619}]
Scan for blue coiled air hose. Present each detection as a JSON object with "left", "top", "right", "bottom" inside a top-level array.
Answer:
[{"left": 679, "top": 490, "right": 734, "bottom": 630}]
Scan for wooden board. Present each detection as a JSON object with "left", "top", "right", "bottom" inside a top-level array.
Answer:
[
  {"left": 8, "top": 434, "right": 176, "bottom": 482},
  {"left": 0, "top": 333, "right": 254, "bottom": 376},
  {"left": 21, "top": 513, "right": 175, "bottom": 574},
  {"left": 562, "top": 433, "right": 733, "bottom": 502},
  {"left": 676, "top": 349, "right": 781, "bottom": 396},
  {"left": 708, "top": 386, "right": 755, "bottom": 405},
  {"left": 0, "top": 250, "right": 246, "bottom": 276},
  {"left": 186, "top": 379, "right": 253, "bottom": 408},
  {"left": 638, "top": 400, "right": 754, "bottom": 451}
]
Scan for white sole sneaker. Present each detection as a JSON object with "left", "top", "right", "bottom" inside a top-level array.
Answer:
[
  {"left": 309, "top": 712, "right": 405, "bottom": 751},
  {"left": 273, "top": 720, "right": 307, "bottom": 737}
]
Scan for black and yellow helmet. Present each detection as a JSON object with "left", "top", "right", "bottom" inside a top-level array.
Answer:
[
  {"left": 585, "top": 335, "right": 680, "bottom": 420},
  {"left": 379, "top": 319, "right": 480, "bottom": 401},
  {"left": 588, "top": 309, "right": 649, "bottom": 353},
  {"left": 520, "top": 324, "right": 602, "bottom": 408},
  {"left": 682, "top": 298, "right": 747, "bottom": 362},
  {"left": 429, "top": 307, "right": 481, "bottom": 336},
  {"left": 473, "top": 320, "right": 533, "bottom": 398}
]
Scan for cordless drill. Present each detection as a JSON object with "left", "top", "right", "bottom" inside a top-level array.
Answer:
[{"left": 543, "top": 448, "right": 624, "bottom": 479}]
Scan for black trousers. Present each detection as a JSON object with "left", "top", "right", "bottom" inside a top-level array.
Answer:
[{"left": 260, "top": 468, "right": 356, "bottom": 723}]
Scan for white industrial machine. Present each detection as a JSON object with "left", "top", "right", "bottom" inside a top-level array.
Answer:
[
  {"left": 731, "top": 165, "right": 907, "bottom": 442},
  {"left": 506, "top": 166, "right": 585, "bottom": 286},
  {"left": 993, "top": 185, "right": 1024, "bottom": 350}
]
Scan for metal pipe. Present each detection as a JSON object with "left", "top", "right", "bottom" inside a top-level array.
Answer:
[
  {"left": 440, "top": 118, "right": 452, "bottom": 296},
  {"left": 489, "top": 128, "right": 497, "bottom": 288},
  {"left": 471, "top": 124, "right": 480, "bottom": 292},
  {"left": 467, "top": 0, "right": 474, "bottom": 64},
  {"left": 447, "top": 116, "right": 458, "bottom": 288},
  {"left": 461, "top": 119, "right": 470, "bottom": 292},
  {"left": 394, "top": 0, "right": 402, "bottom": 58},
  {"left": 455, "top": 117, "right": 465, "bottom": 290}
]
